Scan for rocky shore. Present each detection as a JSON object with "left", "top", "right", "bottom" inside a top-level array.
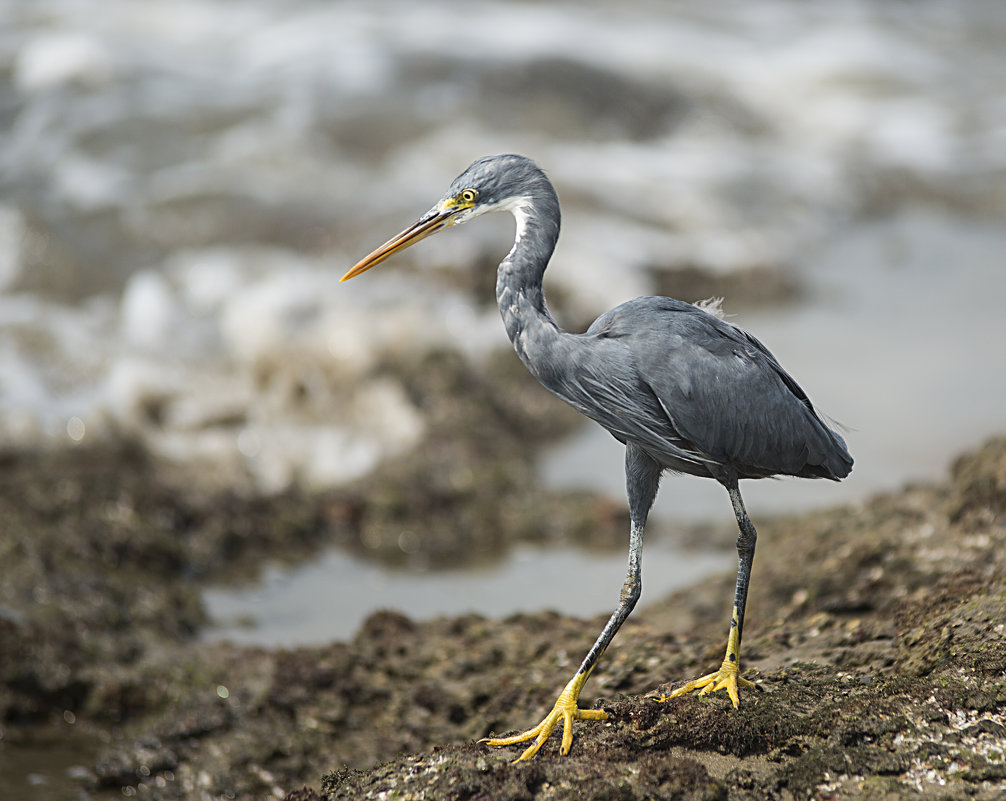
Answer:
[{"left": 1, "top": 413, "right": 1003, "bottom": 799}]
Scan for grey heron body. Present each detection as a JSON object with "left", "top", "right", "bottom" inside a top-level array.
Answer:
[{"left": 342, "top": 154, "right": 853, "bottom": 761}]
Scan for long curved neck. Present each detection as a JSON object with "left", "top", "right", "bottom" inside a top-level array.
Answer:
[{"left": 495, "top": 185, "right": 564, "bottom": 379}]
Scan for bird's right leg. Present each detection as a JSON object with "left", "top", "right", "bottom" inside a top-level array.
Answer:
[
  {"left": 662, "top": 479, "right": 756, "bottom": 706},
  {"left": 482, "top": 444, "right": 661, "bottom": 760}
]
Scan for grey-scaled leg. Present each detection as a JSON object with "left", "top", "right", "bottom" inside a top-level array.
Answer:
[
  {"left": 663, "top": 476, "right": 757, "bottom": 706},
  {"left": 483, "top": 443, "right": 662, "bottom": 760}
]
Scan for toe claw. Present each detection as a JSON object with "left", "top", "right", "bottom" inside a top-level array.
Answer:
[
  {"left": 482, "top": 676, "right": 609, "bottom": 761},
  {"left": 660, "top": 661, "right": 753, "bottom": 708}
]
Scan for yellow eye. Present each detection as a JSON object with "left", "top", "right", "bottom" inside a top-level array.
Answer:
[{"left": 460, "top": 189, "right": 477, "bottom": 204}]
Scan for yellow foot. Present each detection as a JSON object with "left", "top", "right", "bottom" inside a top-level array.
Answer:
[
  {"left": 481, "top": 674, "right": 607, "bottom": 761},
  {"left": 659, "top": 659, "right": 755, "bottom": 708}
]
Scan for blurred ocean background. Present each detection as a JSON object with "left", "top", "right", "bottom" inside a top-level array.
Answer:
[{"left": 2, "top": 0, "right": 1005, "bottom": 642}]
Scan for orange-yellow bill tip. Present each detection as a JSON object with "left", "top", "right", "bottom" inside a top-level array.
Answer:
[{"left": 340, "top": 207, "right": 458, "bottom": 282}]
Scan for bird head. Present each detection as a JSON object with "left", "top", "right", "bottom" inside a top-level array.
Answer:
[{"left": 340, "top": 154, "right": 547, "bottom": 281}]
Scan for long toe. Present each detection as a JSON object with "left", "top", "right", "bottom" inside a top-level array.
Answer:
[
  {"left": 660, "top": 662, "right": 755, "bottom": 709},
  {"left": 482, "top": 702, "right": 607, "bottom": 761}
]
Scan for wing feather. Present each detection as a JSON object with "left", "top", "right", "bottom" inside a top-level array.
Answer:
[{"left": 586, "top": 298, "right": 851, "bottom": 480}]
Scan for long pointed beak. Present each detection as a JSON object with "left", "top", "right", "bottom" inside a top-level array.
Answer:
[{"left": 340, "top": 206, "right": 460, "bottom": 282}]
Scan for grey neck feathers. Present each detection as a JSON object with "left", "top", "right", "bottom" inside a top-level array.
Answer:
[{"left": 494, "top": 185, "right": 563, "bottom": 374}]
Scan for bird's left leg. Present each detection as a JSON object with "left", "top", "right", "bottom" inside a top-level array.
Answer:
[
  {"left": 662, "top": 479, "right": 756, "bottom": 707},
  {"left": 483, "top": 445, "right": 661, "bottom": 760}
]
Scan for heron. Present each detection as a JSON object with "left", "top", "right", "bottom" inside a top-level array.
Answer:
[{"left": 341, "top": 154, "right": 853, "bottom": 761}]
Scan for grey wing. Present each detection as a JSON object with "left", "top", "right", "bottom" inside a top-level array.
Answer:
[
  {"left": 621, "top": 301, "right": 852, "bottom": 480},
  {"left": 562, "top": 350, "right": 714, "bottom": 474}
]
